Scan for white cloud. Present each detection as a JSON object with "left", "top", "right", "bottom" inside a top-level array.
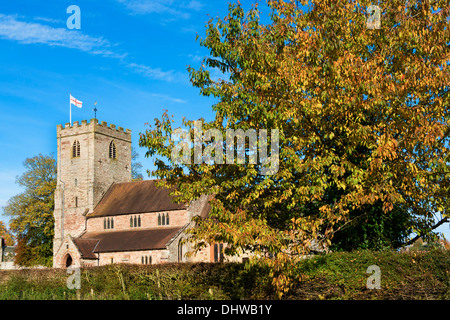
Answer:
[
  {"left": 115, "top": 0, "right": 203, "bottom": 18},
  {"left": 148, "top": 93, "right": 187, "bottom": 104},
  {"left": 0, "top": 14, "right": 122, "bottom": 58},
  {"left": 0, "top": 14, "right": 182, "bottom": 83},
  {"left": 33, "top": 16, "right": 63, "bottom": 25},
  {"left": 126, "top": 62, "right": 187, "bottom": 83},
  {"left": 184, "top": 0, "right": 204, "bottom": 11}
]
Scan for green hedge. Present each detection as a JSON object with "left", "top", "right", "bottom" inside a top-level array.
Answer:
[{"left": 0, "top": 249, "right": 448, "bottom": 300}]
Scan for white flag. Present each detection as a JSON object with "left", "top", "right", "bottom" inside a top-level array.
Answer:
[{"left": 70, "top": 94, "right": 82, "bottom": 108}]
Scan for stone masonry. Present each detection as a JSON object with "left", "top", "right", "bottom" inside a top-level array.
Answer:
[{"left": 53, "top": 119, "right": 132, "bottom": 267}]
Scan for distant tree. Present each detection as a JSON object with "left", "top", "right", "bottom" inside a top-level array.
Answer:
[
  {"left": 3, "top": 153, "right": 56, "bottom": 267},
  {"left": 132, "top": 147, "right": 144, "bottom": 181},
  {"left": 0, "top": 221, "right": 14, "bottom": 246}
]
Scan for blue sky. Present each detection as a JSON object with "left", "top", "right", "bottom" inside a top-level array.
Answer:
[
  {"left": 0, "top": 1, "right": 448, "bottom": 240},
  {"left": 0, "top": 0, "right": 245, "bottom": 223}
]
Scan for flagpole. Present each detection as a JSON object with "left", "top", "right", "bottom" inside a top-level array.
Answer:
[{"left": 70, "top": 93, "right": 72, "bottom": 125}]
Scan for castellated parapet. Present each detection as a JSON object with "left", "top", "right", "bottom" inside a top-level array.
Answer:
[{"left": 53, "top": 119, "right": 132, "bottom": 267}]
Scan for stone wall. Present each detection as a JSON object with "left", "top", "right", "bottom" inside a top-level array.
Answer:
[
  {"left": 53, "top": 119, "right": 132, "bottom": 267},
  {"left": 97, "top": 249, "right": 169, "bottom": 265},
  {"left": 86, "top": 209, "right": 189, "bottom": 233}
]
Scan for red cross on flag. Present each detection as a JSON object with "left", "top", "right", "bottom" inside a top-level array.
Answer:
[{"left": 70, "top": 94, "right": 83, "bottom": 108}]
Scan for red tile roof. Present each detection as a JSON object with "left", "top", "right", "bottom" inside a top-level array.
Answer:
[
  {"left": 88, "top": 180, "right": 186, "bottom": 218},
  {"left": 80, "top": 227, "right": 183, "bottom": 253},
  {"left": 72, "top": 238, "right": 99, "bottom": 259}
]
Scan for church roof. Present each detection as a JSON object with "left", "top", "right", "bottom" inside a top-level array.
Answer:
[
  {"left": 78, "top": 227, "right": 182, "bottom": 253},
  {"left": 72, "top": 238, "right": 99, "bottom": 259},
  {"left": 88, "top": 180, "right": 186, "bottom": 218}
]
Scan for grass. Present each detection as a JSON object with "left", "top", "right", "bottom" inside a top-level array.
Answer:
[{"left": 0, "top": 249, "right": 448, "bottom": 300}]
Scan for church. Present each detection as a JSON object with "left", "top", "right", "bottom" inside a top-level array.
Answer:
[{"left": 52, "top": 119, "right": 233, "bottom": 268}]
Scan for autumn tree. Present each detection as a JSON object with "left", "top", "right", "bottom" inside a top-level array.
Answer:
[
  {"left": 139, "top": 0, "right": 450, "bottom": 295},
  {"left": 0, "top": 221, "right": 14, "bottom": 246},
  {"left": 3, "top": 154, "right": 56, "bottom": 267}
]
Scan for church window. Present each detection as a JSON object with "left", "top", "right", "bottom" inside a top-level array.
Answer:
[
  {"left": 75, "top": 197, "right": 78, "bottom": 208},
  {"left": 142, "top": 255, "right": 152, "bottom": 265},
  {"left": 104, "top": 217, "right": 114, "bottom": 229},
  {"left": 72, "top": 140, "right": 80, "bottom": 158},
  {"left": 158, "top": 213, "right": 169, "bottom": 226},
  {"left": 178, "top": 239, "right": 183, "bottom": 262},
  {"left": 213, "top": 243, "right": 224, "bottom": 263},
  {"left": 130, "top": 215, "right": 141, "bottom": 228},
  {"left": 109, "top": 141, "right": 117, "bottom": 159}
]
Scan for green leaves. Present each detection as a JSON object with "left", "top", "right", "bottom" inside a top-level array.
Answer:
[
  {"left": 3, "top": 153, "right": 56, "bottom": 267},
  {"left": 140, "top": 0, "right": 450, "bottom": 296}
]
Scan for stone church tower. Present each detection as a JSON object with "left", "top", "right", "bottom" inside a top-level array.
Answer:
[{"left": 53, "top": 119, "right": 132, "bottom": 266}]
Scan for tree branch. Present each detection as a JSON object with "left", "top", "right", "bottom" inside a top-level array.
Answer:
[{"left": 400, "top": 216, "right": 449, "bottom": 247}]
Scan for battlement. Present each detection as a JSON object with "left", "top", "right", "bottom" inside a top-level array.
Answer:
[{"left": 57, "top": 119, "right": 132, "bottom": 135}]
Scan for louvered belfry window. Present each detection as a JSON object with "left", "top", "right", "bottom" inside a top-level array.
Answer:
[
  {"left": 72, "top": 140, "right": 80, "bottom": 158},
  {"left": 109, "top": 141, "right": 116, "bottom": 159}
]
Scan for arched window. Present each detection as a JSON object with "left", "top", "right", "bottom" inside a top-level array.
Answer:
[
  {"left": 109, "top": 141, "right": 117, "bottom": 159},
  {"left": 166, "top": 213, "right": 169, "bottom": 225},
  {"left": 130, "top": 216, "right": 133, "bottom": 227},
  {"left": 138, "top": 215, "right": 141, "bottom": 227},
  {"left": 178, "top": 239, "right": 183, "bottom": 262},
  {"left": 158, "top": 213, "right": 161, "bottom": 226},
  {"left": 72, "top": 140, "right": 80, "bottom": 158}
]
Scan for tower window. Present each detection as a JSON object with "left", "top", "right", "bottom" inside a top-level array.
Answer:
[
  {"left": 109, "top": 141, "right": 117, "bottom": 159},
  {"left": 75, "top": 197, "right": 78, "bottom": 208},
  {"left": 72, "top": 140, "right": 80, "bottom": 158}
]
